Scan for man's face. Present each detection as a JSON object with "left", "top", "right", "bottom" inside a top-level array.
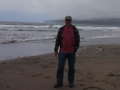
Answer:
[{"left": 65, "top": 19, "right": 72, "bottom": 26}]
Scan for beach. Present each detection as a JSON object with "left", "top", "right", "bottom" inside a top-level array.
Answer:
[
  {"left": 1, "top": 0, "right": 120, "bottom": 89},
  {"left": 0, "top": 23, "right": 120, "bottom": 90},
  {"left": 0, "top": 45, "right": 120, "bottom": 90}
]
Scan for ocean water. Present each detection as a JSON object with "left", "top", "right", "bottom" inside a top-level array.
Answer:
[
  {"left": 0, "top": 24, "right": 120, "bottom": 44},
  {"left": 0, "top": 23, "right": 120, "bottom": 61}
]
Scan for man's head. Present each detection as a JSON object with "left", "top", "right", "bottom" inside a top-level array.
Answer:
[{"left": 65, "top": 16, "right": 72, "bottom": 26}]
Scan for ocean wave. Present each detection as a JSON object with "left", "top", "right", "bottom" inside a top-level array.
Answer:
[
  {"left": 0, "top": 28, "right": 58, "bottom": 31},
  {"left": 0, "top": 40, "right": 18, "bottom": 44},
  {"left": 1, "top": 34, "right": 119, "bottom": 44},
  {"left": 76, "top": 26, "right": 120, "bottom": 31},
  {"left": 0, "top": 24, "right": 60, "bottom": 29},
  {"left": 0, "top": 35, "right": 85, "bottom": 44},
  {"left": 0, "top": 36, "right": 57, "bottom": 44},
  {"left": 86, "top": 35, "right": 120, "bottom": 39},
  {"left": 1, "top": 28, "right": 119, "bottom": 32},
  {"left": 0, "top": 24, "right": 120, "bottom": 31},
  {"left": 18, "top": 29, "right": 58, "bottom": 31}
]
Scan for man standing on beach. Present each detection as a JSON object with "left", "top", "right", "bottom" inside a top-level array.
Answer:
[{"left": 54, "top": 16, "right": 80, "bottom": 88}]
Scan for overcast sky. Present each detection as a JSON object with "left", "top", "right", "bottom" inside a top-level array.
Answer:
[{"left": 0, "top": 0, "right": 120, "bottom": 22}]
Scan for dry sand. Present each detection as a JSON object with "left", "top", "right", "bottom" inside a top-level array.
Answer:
[{"left": 0, "top": 45, "right": 120, "bottom": 90}]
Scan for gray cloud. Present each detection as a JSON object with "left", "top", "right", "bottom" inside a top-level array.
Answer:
[{"left": 0, "top": 0, "right": 120, "bottom": 21}]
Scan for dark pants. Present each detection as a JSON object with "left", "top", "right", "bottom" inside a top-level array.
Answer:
[{"left": 56, "top": 52, "right": 76, "bottom": 84}]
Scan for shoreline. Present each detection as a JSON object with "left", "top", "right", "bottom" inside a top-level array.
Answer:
[
  {"left": 0, "top": 45, "right": 120, "bottom": 90},
  {"left": 0, "top": 37, "right": 120, "bottom": 61},
  {"left": 1, "top": 44, "right": 120, "bottom": 62}
]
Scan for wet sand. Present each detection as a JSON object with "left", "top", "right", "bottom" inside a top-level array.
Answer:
[
  {"left": 1, "top": 38, "right": 120, "bottom": 61},
  {"left": 0, "top": 45, "right": 120, "bottom": 90}
]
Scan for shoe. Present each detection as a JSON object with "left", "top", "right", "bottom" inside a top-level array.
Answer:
[
  {"left": 54, "top": 83, "right": 63, "bottom": 88},
  {"left": 69, "top": 82, "right": 75, "bottom": 87}
]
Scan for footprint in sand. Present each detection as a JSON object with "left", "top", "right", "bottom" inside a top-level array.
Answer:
[
  {"left": 82, "top": 87, "right": 88, "bottom": 90},
  {"left": 116, "top": 52, "right": 120, "bottom": 54},
  {"left": 93, "top": 57, "right": 98, "bottom": 58},
  {"left": 94, "top": 80, "right": 100, "bottom": 82},
  {"left": 89, "top": 83, "right": 91, "bottom": 85},
  {"left": 6, "top": 86, "right": 10, "bottom": 88},
  {"left": 111, "top": 84, "right": 116, "bottom": 88},
  {"left": 19, "top": 69, "right": 24, "bottom": 75},
  {"left": 45, "top": 61, "right": 48, "bottom": 62},
  {"left": 87, "top": 77, "right": 93, "bottom": 80},
  {"left": 87, "top": 73, "right": 93, "bottom": 75},
  {"left": 1, "top": 63, "right": 6, "bottom": 64},
  {"left": 115, "top": 75, "right": 120, "bottom": 77},
  {"left": 111, "top": 48, "right": 117, "bottom": 49},
  {"left": 79, "top": 84, "right": 86, "bottom": 86},
  {"left": 107, "top": 73, "right": 120, "bottom": 77},
  {"left": 50, "top": 62, "right": 55, "bottom": 64},
  {"left": 33, "top": 61, "right": 40, "bottom": 63},
  {"left": 20, "top": 73, "right": 23, "bottom": 75},
  {"left": 88, "top": 86, "right": 105, "bottom": 90},
  {"left": 17, "top": 68, "right": 20, "bottom": 69},
  {"left": 42, "top": 65, "right": 48, "bottom": 68},
  {"left": 88, "top": 86, "right": 96, "bottom": 89},
  {"left": 107, "top": 73, "right": 114, "bottom": 76},
  {"left": 32, "top": 74, "right": 43, "bottom": 77},
  {"left": 44, "top": 76, "right": 51, "bottom": 78},
  {"left": 77, "top": 78, "right": 85, "bottom": 82},
  {"left": 48, "top": 66, "right": 55, "bottom": 68},
  {"left": 20, "top": 69, "right": 24, "bottom": 72}
]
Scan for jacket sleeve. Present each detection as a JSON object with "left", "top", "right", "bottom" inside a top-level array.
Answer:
[
  {"left": 74, "top": 27, "right": 80, "bottom": 52},
  {"left": 54, "top": 28, "right": 61, "bottom": 52}
]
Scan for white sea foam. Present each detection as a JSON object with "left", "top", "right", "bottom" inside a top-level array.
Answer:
[
  {"left": 0, "top": 24, "right": 120, "bottom": 31},
  {"left": 0, "top": 24, "right": 120, "bottom": 44},
  {"left": 86, "top": 34, "right": 120, "bottom": 39}
]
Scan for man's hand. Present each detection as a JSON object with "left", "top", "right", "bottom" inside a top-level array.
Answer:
[{"left": 54, "top": 52, "right": 58, "bottom": 57}]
